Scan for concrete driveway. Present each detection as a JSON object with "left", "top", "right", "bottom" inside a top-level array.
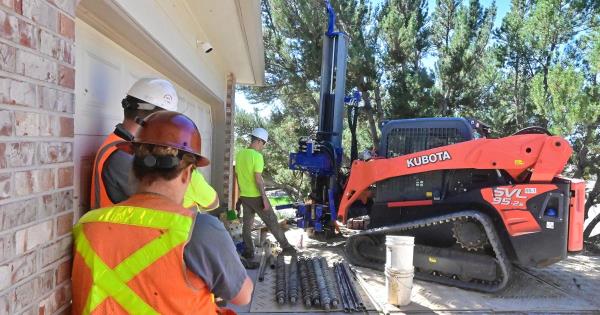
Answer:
[{"left": 231, "top": 226, "right": 600, "bottom": 314}]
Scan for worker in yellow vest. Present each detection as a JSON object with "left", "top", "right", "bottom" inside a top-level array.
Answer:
[
  {"left": 90, "top": 77, "right": 218, "bottom": 211},
  {"left": 72, "top": 111, "right": 253, "bottom": 314},
  {"left": 183, "top": 169, "right": 219, "bottom": 209}
]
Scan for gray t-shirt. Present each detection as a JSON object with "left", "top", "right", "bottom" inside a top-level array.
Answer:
[
  {"left": 102, "top": 150, "right": 137, "bottom": 204},
  {"left": 184, "top": 213, "right": 247, "bottom": 300}
]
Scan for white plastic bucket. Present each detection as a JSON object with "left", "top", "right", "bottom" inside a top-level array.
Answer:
[
  {"left": 385, "top": 267, "right": 413, "bottom": 306},
  {"left": 385, "top": 235, "right": 415, "bottom": 271}
]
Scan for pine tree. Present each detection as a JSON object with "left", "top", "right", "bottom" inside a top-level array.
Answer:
[
  {"left": 431, "top": 0, "right": 496, "bottom": 115},
  {"left": 492, "top": 0, "right": 533, "bottom": 130},
  {"left": 525, "top": 0, "right": 598, "bottom": 128},
  {"left": 380, "top": 0, "right": 434, "bottom": 119},
  {"left": 337, "top": 0, "right": 381, "bottom": 149}
]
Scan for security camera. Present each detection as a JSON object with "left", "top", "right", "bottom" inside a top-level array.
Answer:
[{"left": 197, "top": 41, "right": 213, "bottom": 54}]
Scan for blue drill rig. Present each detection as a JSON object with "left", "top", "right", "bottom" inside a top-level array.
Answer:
[{"left": 287, "top": 0, "right": 349, "bottom": 237}]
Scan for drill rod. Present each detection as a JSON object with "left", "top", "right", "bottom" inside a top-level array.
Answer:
[
  {"left": 319, "top": 257, "right": 339, "bottom": 308},
  {"left": 275, "top": 254, "right": 286, "bottom": 304},
  {"left": 288, "top": 255, "right": 299, "bottom": 304},
  {"left": 312, "top": 257, "right": 331, "bottom": 310}
]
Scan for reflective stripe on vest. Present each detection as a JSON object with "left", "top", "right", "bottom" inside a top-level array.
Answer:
[
  {"left": 73, "top": 206, "right": 193, "bottom": 314},
  {"left": 90, "top": 133, "right": 125, "bottom": 209}
]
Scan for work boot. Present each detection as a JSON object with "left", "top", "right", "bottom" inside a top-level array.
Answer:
[{"left": 280, "top": 246, "right": 297, "bottom": 256}]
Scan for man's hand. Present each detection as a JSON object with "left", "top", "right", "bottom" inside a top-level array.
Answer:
[
  {"left": 255, "top": 172, "right": 271, "bottom": 211},
  {"left": 262, "top": 196, "right": 272, "bottom": 211}
]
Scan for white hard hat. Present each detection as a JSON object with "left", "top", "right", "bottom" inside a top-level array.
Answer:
[
  {"left": 251, "top": 127, "right": 268, "bottom": 142},
  {"left": 127, "top": 78, "right": 178, "bottom": 111}
]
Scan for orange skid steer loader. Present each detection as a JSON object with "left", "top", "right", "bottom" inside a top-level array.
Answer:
[{"left": 338, "top": 118, "right": 585, "bottom": 292}]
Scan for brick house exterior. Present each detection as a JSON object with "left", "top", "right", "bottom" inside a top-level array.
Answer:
[
  {"left": 0, "top": 0, "right": 76, "bottom": 314},
  {"left": 0, "top": 0, "right": 264, "bottom": 314}
]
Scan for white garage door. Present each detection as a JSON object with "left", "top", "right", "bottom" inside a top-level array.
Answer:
[{"left": 74, "top": 20, "right": 213, "bottom": 213}]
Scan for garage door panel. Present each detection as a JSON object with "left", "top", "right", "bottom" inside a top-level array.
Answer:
[
  {"left": 86, "top": 51, "right": 121, "bottom": 109},
  {"left": 76, "top": 51, "right": 124, "bottom": 136},
  {"left": 76, "top": 28, "right": 126, "bottom": 135}
]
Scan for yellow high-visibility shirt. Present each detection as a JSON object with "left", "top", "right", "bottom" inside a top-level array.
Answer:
[
  {"left": 235, "top": 148, "right": 264, "bottom": 197},
  {"left": 183, "top": 170, "right": 218, "bottom": 210}
]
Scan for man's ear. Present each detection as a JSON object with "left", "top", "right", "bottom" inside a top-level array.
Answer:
[{"left": 181, "top": 164, "right": 194, "bottom": 184}]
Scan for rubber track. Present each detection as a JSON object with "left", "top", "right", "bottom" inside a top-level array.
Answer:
[{"left": 344, "top": 211, "right": 511, "bottom": 293}]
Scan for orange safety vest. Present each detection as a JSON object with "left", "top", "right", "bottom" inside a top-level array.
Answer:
[
  {"left": 71, "top": 194, "right": 218, "bottom": 314},
  {"left": 90, "top": 132, "right": 126, "bottom": 209}
]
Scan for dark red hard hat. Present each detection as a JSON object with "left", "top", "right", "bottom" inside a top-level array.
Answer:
[{"left": 119, "top": 111, "right": 210, "bottom": 167}]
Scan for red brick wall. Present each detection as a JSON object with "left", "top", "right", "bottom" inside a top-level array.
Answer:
[{"left": 0, "top": 0, "right": 75, "bottom": 314}]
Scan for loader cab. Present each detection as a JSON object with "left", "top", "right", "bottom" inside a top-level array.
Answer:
[
  {"left": 379, "top": 117, "right": 485, "bottom": 158},
  {"left": 371, "top": 116, "right": 505, "bottom": 210}
]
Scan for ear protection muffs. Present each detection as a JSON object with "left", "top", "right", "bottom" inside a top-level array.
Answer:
[
  {"left": 135, "top": 154, "right": 180, "bottom": 169},
  {"left": 142, "top": 155, "right": 157, "bottom": 167}
]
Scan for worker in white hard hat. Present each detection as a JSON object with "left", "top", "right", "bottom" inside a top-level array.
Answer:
[
  {"left": 90, "top": 77, "right": 218, "bottom": 211},
  {"left": 235, "top": 128, "right": 297, "bottom": 261}
]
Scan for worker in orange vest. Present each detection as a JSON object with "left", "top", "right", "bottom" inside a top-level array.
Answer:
[
  {"left": 90, "top": 77, "right": 218, "bottom": 211},
  {"left": 72, "top": 111, "right": 253, "bottom": 314}
]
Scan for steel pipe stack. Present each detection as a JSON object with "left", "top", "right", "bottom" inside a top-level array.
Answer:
[
  {"left": 333, "top": 262, "right": 366, "bottom": 312},
  {"left": 341, "top": 262, "right": 365, "bottom": 310},
  {"left": 263, "top": 255, "right": 367, "bottom": 312},
  {"left": 333, "top": 262, "right": 353, "bottom": 312}
]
